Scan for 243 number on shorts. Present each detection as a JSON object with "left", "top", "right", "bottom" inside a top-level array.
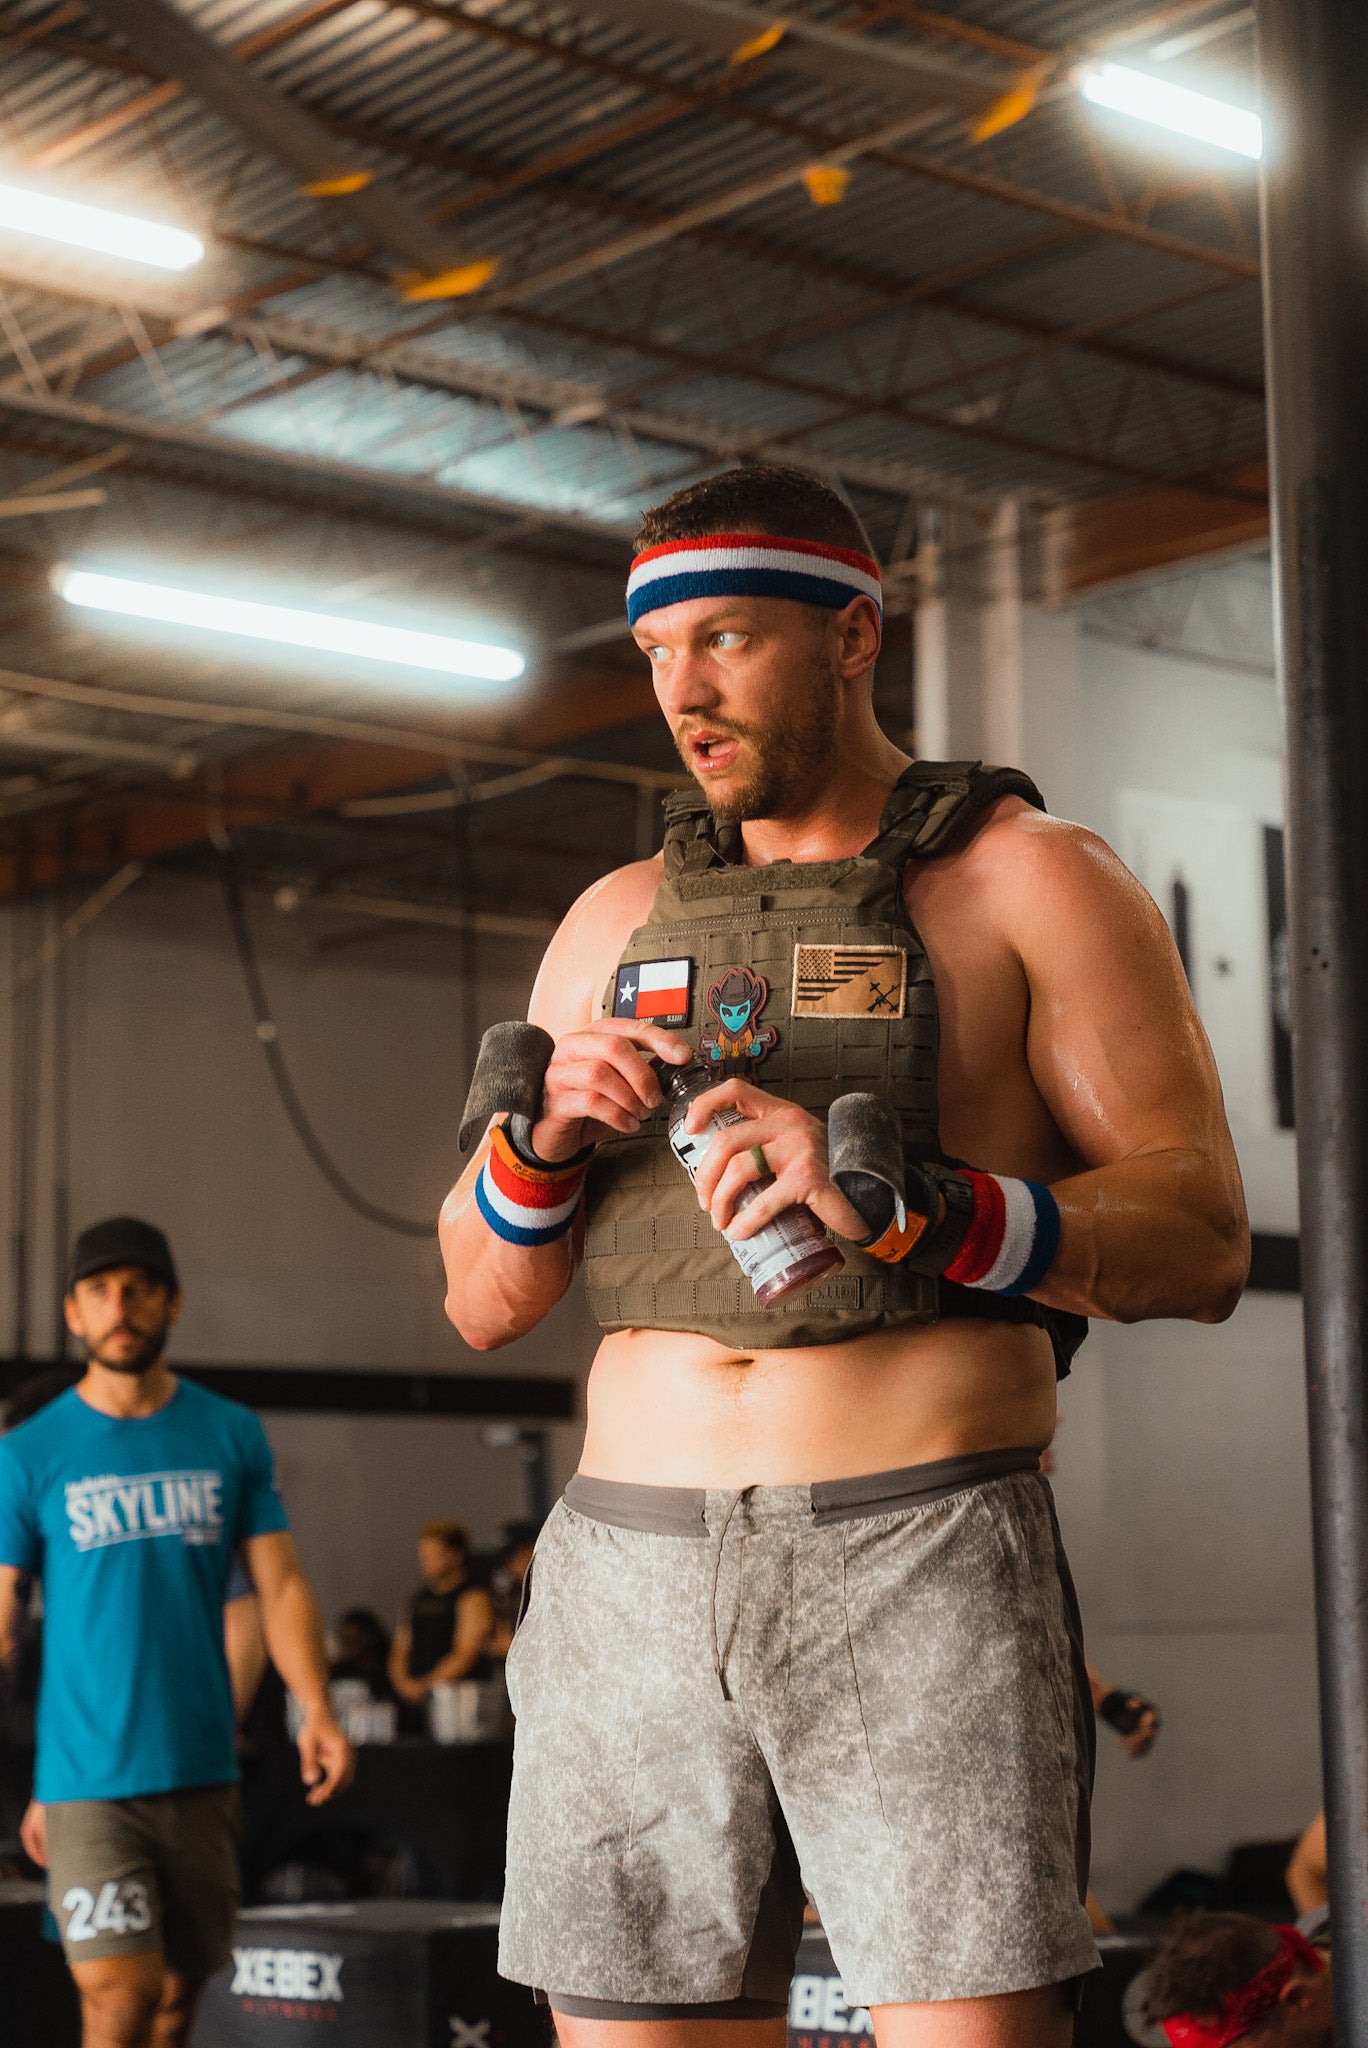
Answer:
[{"left": 63, "top": 1880, "right": 152, "bottom": 1940}]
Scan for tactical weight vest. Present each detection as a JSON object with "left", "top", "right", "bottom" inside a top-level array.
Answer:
[{"left": 581, "top": 759, "right": 1074, "bottom": 1356}]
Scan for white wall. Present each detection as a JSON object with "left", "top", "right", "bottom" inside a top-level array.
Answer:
[
  {"left": 1022, "top": 564, "right": 1320, "bottom": 1910},
  {"left": 0, "top": 875, "right": 598, "bottom": 1630}
]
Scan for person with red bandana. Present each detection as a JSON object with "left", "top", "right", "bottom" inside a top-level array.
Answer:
[{"left": 1139, "top": 1914, "right": 1331, "bottom": 2046}]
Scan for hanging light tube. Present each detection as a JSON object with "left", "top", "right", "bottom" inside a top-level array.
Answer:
[
  {"left": 0, "top": 180, "right": 203, "bottom": 270},
  {"left": 55, "top": 568, "right": 526, "bottom": 688},
  {"left": 1079, "top": 61, "right": 1262, "bottom": 160}
]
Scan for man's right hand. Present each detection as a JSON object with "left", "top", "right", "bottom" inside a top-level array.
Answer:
[
  {"left": 532, "top": 1020, "right": 692, "bottom": 1161},
  {"left": 20, "top": 1800, "right": 46, "bottom": 1868}
]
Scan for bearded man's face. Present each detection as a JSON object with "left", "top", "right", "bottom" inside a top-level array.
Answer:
[{"left": 634, "top": 590, "right": 869, "bottom": 823}]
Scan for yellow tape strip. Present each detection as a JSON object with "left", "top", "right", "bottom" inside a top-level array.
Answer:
[
  {"left": 969, "top": 61, "right": 1051, "bottom": 144},
  {"left": 730, "top": 20, "right": 786, "bottom": 64},
  {"left": 400, "top": 258, "right": 502, "bottom": 302},
  {"left": 303, "top": 170, "right": 375, "bottom": 196}
]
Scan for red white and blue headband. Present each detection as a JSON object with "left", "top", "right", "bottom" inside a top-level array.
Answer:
[{"left": 627, "top": 532, "right": 883, "bottom": 626}]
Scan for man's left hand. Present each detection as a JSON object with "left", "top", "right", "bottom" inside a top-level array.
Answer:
[
  {"left": 297, "top": 1710, "right": 355, "bottom": 1805},
  {"left": 684, "top": 1078, "right": 868, "bottom": 1243}
]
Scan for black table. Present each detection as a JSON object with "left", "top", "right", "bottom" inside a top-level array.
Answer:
[{"left": 241, "top": 1740, "right": 514, "bottom": 1902}]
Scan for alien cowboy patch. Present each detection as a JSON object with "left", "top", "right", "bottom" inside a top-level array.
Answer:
[
  {"left": 613, "top": 957, "right": 693, "bottom": 1028},
  {"left": 792, "top": 943, "right": 907, "bottom": 1019}
]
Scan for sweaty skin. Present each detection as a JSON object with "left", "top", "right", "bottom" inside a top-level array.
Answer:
[{"left": 441, "top": 589, "right": 1249, "bottom": 1489}]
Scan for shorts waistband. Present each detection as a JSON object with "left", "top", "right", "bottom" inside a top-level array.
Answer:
[{"left": 563, "top": 1446, "right": 1043, "bottom": 1536}]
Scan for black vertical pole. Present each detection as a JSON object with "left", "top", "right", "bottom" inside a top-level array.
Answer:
[{"left": 1257, "top": 4, "right": 1368, "bottom": 2035}]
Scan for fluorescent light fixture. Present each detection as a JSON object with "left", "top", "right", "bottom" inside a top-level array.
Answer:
[
  {"left": 0, "top": 181, "right": 203, "bottom": 270},
  {"left": 1079, "top": 61, "right": 1262, "bottom": 160},
  {"left": 56, "top": 568, "right": 525, "bottom": 686}
]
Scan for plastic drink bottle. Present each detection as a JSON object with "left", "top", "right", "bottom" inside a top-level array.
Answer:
[{"left": 665, "top": 1062, "right": 844, "bottom": 1307}]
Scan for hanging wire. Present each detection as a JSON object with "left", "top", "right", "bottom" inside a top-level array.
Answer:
[{"left": 219, "top": 860, "right": 436, "bottom": 1241}]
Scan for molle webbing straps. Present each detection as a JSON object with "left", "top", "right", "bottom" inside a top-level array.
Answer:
[
  {"left": 861, "top": 760, "right": 1045, "bottom": 867},
  {"left": 458, "top": 1021, "right": 555, "bottom": 1153}
]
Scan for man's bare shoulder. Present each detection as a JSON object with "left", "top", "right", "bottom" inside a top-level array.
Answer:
[
  {"left": 529, "top": 855, "right": 663, "bottom": 1035},
  {"left": 919, "top": 798, "right": 1142, "bottom": 912},
  {"left": 972, "top": 802, "right": 1158, "bottom": 924}
]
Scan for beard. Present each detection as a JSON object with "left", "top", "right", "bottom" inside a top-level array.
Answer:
[
  {"left": 676, "top": 648, "right": 842, "bottom": 824},
  {"left": 88, "top": 1317, "right": 170, "bottom": 1376}
]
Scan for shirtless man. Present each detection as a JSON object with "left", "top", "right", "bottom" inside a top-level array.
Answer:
[{"left": 440, "top": 463, "right": 1249, "bottom": 2048}]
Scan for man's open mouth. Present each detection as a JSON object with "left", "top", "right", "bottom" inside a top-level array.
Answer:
[{"left": 688, "top": 731, "right": 741, "bottom": 773}]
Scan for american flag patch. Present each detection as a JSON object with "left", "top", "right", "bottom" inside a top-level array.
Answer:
[{"left": 792, "top": 944, "right": 906, "bottom": 1018}]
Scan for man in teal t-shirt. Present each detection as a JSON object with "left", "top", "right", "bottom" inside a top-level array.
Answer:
[{"left": 0, "top": 1217, "right": 353, "bottom": 2048}]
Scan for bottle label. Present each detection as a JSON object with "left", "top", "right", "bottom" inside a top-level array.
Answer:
[{"left": 669, "top": 1109, "right": 831, "bottom": 1298}]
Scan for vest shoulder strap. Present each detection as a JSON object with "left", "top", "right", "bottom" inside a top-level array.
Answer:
[
  {"left": 863, "top": 759, "right": 1045, "bottom": 866},
  {"left": 659, "top": 760, "right": 1045, "bottom": 874},
  {"left": 661, "top": 786, "right": 741, "bottom": 876}
]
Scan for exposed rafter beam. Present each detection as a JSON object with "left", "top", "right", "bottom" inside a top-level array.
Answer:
[
  {"left": 29, "top": 0, "right": 362, "bottom": 169},
  {"left": 542, "top": 0, "right": 1005, "bottom": 118},
  {"left": 0, "top": 280, "right": 987, "bottom": 509},
  {"left": 205, "top": 304, "right": 1254, "bottom": 498},
  {"left": 1043, "top": 458, "right": 1269, "bottom": 596},
  {"left": 80, "top": 0, "right": 473, "bottom": 285},
  {"left": 0, "top": 382, "right": 639, "bottom": 542}
]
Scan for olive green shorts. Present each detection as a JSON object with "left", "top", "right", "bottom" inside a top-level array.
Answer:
[
  {"left": 45, "top": 1782, "right": 241, "bottom": 1978},
  {"left": 500, "top": 1451, "right": 1098, "bottom": 2011}
]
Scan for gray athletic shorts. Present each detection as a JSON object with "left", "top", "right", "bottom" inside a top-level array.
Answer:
[
  {"left": 46, "top": 1783, "right": 241, "bottom": 1978},
  {"left": 500, "top": 1449, "right": 1098, "bottom": 2012}
]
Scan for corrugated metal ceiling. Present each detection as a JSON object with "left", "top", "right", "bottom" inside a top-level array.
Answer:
[{"left": 0, "top": 0, "right": 1266, "bottom": 888}]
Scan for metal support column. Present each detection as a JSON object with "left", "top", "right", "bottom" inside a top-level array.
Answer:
[{"left": 1257, "top": 3, "right": 1368, "bottom": 2034}]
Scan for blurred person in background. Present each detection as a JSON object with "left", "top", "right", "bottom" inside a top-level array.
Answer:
[
  {"left": 389, "top": 1519, "right": 496, "bottom": 1726},
  {"left": 329, "top": 1608, "right": 394, "bottom": 1702},
  {"left": 2, "top": 1373, "right": 268, "bottom": 1875},
  {"left": 1139, "top": 1911, "right": 1331, "bottom": 2046},
  {"left": 0, "top": 1218, "right": 353, "bottom": 2048},
  {"left": 488, "top": 1523, "right": 539, "bottom": 1659},
  {"left": 1286, "top": 1813, "right": 1328, "bottom": 1919}
]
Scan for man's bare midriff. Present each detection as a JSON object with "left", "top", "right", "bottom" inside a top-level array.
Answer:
[{"left": 578, "top": 1318, "right": 1058, "bottom": 1487}]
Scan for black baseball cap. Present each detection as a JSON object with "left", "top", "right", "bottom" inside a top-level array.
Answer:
[{"left": 66, "top": 1217, "right": 179, "bottom": 1296}]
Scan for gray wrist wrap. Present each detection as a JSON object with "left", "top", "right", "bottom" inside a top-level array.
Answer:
[{"left": 458, "top": 1021, "right": 556, "bottom": 1153}]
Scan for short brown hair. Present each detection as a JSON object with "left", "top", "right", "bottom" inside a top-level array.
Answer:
[
  {"left": 1143, "top": 1913, "right": 1284, "bottom": 2026},
  {"left": 419, "top": 1518, "right": 469, "bottom": 1554},
  {"left": 635, "top": 462, "right": 877, "bottom": 565}
]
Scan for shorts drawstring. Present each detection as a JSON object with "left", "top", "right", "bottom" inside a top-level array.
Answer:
[{"left": 709, "top": 1490, "right": 747, "bottom": 1700}]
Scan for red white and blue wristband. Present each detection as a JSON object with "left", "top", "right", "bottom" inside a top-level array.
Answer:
[
  {"left": 627, "top": 532, "right": 883, "bottom": 626},
  {"left": 942, "top": 1170, "right": 1061, "bottom": 1298},
  {"left": 476, "top": 1124, "right": 590, "bottom": 1248}
]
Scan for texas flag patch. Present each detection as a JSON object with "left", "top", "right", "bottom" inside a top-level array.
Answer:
[{"left": 614, "top": 957, "right": 693, "bottom": 1027}]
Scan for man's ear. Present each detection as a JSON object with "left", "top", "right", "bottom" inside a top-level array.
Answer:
[
  {"left": 1277, "top": 1972, "right": 1318, "bottom": 2011},
  {"left": 165, "top": 1290, "right": 184, "bottom": 1328},
  {"left": 834, "top": 595, "right": 881, "bottom": 682},
  {"left": 62, "top": 1293, "right": 82, "bottom": 1339}
]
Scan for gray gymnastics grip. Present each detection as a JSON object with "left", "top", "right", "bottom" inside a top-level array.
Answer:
[
  {"left": 827, "top": 1092, "right": 907, "bottom": 1237},
  {"left": 458, "top": 1021, "right": 556, "bottom": 1153}
]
